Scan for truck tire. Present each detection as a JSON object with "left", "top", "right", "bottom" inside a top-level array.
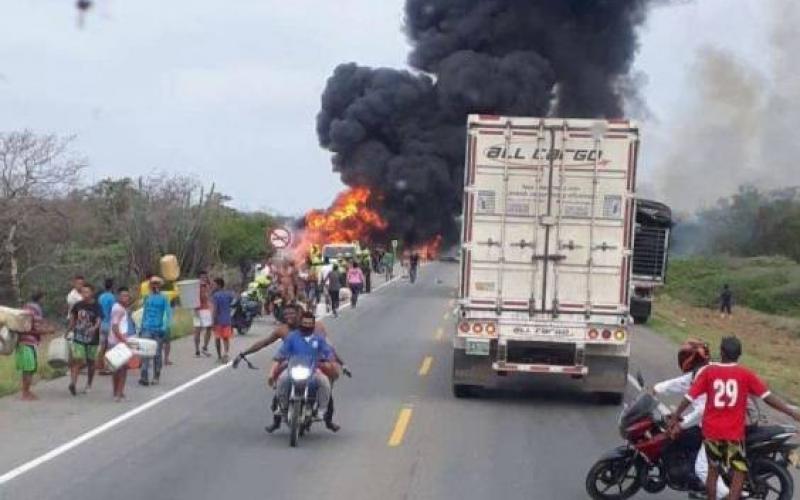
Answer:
[
  {"left": 453, "top": 384, "right": 479, "bottom": 399},
  {"left": 595, "top": 392, "right": 624, "bottom": 406}
]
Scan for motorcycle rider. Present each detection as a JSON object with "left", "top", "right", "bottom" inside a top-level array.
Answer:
[
  {"left": 267, "top": 311, "right": 337, "bottom": 432},
  {"left": 232, "top": 304, "right": 347, "bottom": 431},
  {"left": 669, "top": 336, "right": 800, "bottom": 500},
  {"left": 653, "top": 339, "right": 732, "bottom": 499}
]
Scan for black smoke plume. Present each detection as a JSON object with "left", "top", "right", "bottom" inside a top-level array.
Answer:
[{"left": 317, "top": 0, "right": 652, "bottom": 245}]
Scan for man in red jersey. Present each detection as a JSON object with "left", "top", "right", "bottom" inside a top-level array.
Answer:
[{"left": 670, "top": 336, "right": 800, "bottom": 500}]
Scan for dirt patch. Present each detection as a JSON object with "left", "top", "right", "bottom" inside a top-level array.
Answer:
[{"left": 651, "top": 295, "right": 800, "bottom": 403}]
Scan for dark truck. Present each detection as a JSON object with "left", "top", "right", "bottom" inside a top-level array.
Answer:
[{"left": 630, "top": 199, "right": 672, "bottom": 324}]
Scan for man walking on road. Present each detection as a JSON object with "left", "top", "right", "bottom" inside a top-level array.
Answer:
[
  {"left": 381, "top": 251, "right": 395, "bottom": 281},
  {"left": 67, "top": 284, "right": 102, "bottom": 395},
  {"left": 346, "top": 261, "right": 365, "bottom": 308},
  {"left": 670, "top": 336, "right": 800, "bottom": 500},
  {"left": 194, "top": 271, "right": 214, "bottom": 357},
  {"left": 109, "top": 288, "right": 133, "bottom": 401},
  {"left": 409, "top": 252, "right": 420, "bottom": 284},
  {"left": 139, "top": 276, "right": 171, "bottom": 386},
  {"left": 326, "top": 264, "right": 343, "bottom": 317},
  {"left": 212, "top": 277, "right": 235, "bottom": 363}
]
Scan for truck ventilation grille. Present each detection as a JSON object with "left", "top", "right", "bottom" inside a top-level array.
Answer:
[{"left": 632, "top": 226, "right": 668, "bottom": 281}]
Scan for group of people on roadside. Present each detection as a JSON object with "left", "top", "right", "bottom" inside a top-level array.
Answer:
[{"left": 14, "top": 270, "right": 238, "bottom": 402}]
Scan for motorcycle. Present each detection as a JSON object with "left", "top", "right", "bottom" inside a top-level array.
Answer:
[
  {"left": 232, "top": 295, "right": 261, "bottom": 335},
  {"left": 586, "top": 374, "right": 799, "bottom": 500},
  {"left": 284, "top": 358, "right": 320, "bottom": 447}
]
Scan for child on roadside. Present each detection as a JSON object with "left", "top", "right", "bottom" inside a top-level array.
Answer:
[{"left": 212, "top": 278, "right": 235, "bottom": 363}]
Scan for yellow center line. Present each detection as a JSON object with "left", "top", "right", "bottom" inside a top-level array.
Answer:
[
  {"left": 434, "top": 328, "right": 444, "bottom": 341},
  {"left": 387, "top": 407, "right": 414, "bottom": 447},
  {"left": 418, "top": 355, "right": 434, "bottom": 376}
]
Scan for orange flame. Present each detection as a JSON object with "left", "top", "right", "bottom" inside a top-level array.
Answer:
[
  {"left": 294, "top": 187, "right": 388, "bottom": 261},
  {"left": 407, "top": 235, "right": 444, "bottom": 260}
]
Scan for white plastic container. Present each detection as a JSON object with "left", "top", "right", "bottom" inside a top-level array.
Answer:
[
  {"left": 128, "top": 337, "right": 158, "bottom": 358},
  {"left": 0, "top": 306, "right": 33, "bottom": 332},
  {"left": 0, "top": 326, "right": 17, "bottom": 356},
  {"left": 176, "top": 279, "right": 201, "bottom": 309},
  {"left": 105, "top": 343, "right": 133, "bottom": 371},
  {"left": 47, "top": 337, "right": 71, "bottom": 369}
]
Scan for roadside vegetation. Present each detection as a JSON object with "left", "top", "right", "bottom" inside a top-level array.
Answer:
[
  {"left": 0, "top": 130, "right": 279, "bottom": 396},
  {"left": 650, "top": 186, "right": 800, "bottom": 402}
]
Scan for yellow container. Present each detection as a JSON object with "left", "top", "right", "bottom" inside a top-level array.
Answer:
[{"left": 160, "top": 254, "right": 180, "bottom": 282}]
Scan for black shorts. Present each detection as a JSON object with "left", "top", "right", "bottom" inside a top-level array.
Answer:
[{"left": 705, "top": 440, "right": 747, "bottom": 472}]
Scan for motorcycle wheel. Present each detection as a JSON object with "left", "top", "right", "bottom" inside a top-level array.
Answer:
[
  {"left": 747, "top": 458, "right": 794, "bottom": 500},
  {"left": 585, "top": 458, "right": 643, "bottom": 500},
  {"left": 289, "top": 401, "right": 301, "bottom": 448}
]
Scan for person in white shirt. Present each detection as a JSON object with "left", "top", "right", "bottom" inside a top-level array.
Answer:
[
  {"left": 653, "top": 340, "right": 728, "bottom": 499},
  {"left": 66, "top": 275, "right": 85, "bottom": 319}
]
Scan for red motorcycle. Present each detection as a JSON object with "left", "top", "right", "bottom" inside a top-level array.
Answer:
[{"left": 585, "top": 376, "right": 798, "bottom": 499}]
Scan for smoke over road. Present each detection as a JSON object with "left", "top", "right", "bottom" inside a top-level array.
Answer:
[{"left": 317, "top": 0, "right": 656, "bottom": 244}]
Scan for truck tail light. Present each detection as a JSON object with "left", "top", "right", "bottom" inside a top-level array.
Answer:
[
  {"left": 472, "top": 323, "right": 484, "bottom": 334},
  {"left": 458, "top": 322, "right": 471, "bottom": 333},
  {"left": 614, "top": 330, "right": 626, "bottom": 341},
  {"left": 602, "top": 329, "right": 612, "bottom": 340},
  {"left": 588, "top": 328, "right": 599, "bottom": 340},
  {"left": 485, "top": 323, "right": 496, "bottom": 335}
]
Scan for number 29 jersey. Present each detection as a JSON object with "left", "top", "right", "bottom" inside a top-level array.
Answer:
[{"left": 687, "top": 363, "right": 770, "bottom": 441}]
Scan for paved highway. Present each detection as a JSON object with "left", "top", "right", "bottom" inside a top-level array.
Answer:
[{"left": 0, "top": 263, "right": 733, "bottom": 500}]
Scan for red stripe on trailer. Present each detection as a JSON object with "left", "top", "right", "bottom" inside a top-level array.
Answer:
[
  {"left": 570, "top": 133, "right": 593, "bottom": 138},
  {"left": 504, "top": 300, "right": 528, "bottom": 306},
  {"left": 624, "top": 256, "right": 631, "bottom": 306},
  {"left": 514, "top": 131, "right": 538, "bottom": 136},
  {"left": 465, "top": 194, "right": 474, "bottom": 242},
  {"left": 619, "top": 256, "right": 628, "bottom": 304},
  {"left": 626, "top": 143, "right": 635, "bottom": 191},
  {"left": 630, "top": 141, "right": 639, "bottom": 191},
  {"left": 623, "top": 198, "right": 632, "bottom": 249},
  {"left": 479, "top": 131, "right": 504, "bottom": 135},
  {"left": 478, "top": 115, "right": 501, "bottom": 120},
  {"left": 465, "top": 251, "right": 472, "bottom": 297},
  {"left": 593, "top": 305, "right": 619, "bottom": 310},
  {"left": 469, "top": 136, "right": 477, "bottom": 185},
  {"left": 608, "top": 119, "right": 629, "bottom": 124}
]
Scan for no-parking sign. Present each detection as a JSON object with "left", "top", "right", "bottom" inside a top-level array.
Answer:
[{"left": 269, "top": 227, "right": 292, "bottom": 249}]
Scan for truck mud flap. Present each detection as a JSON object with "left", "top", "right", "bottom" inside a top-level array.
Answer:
[
  {"left": 584, "top": 355, "right": 628, "bottom": 393},
  {"left": 452, "top": 346, "right": 495, "bottom": 387}
]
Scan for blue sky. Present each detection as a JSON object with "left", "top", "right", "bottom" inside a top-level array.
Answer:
[{"left": 0, "top": 0, "right": 777, "bottom": 214}]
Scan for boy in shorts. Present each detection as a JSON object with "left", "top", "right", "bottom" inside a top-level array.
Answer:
[
  {"left": 211, "top": 278, "right": 235, "bottom": 363},
  {"left": 193, "top": 271, "right": 213, "bottom": 357},
  {"left": 68, "top": 284, "right": 102, "bottom": 395}
]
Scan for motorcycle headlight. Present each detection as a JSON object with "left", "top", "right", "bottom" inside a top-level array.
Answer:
[{"left": 290, "top": 365, "right": 312, "bottom": 381}]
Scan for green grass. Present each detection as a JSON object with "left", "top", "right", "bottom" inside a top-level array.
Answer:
[
  {"left": 664, "top": 256, "right": 800, "bottom": 317},
  {"left": 0, "top": 308, "right": 193, "bottom": 398}
]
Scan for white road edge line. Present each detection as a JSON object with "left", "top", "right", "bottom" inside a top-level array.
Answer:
[{"left": 0, "top": 268, "right": 410, "bottom": 485}]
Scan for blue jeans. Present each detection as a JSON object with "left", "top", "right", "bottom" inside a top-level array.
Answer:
[{"left": 139, "top": 331, "right": 164, "bottom": 382}]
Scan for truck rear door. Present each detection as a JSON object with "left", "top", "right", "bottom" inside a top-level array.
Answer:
[{"left": 461, "top": 116, "right": 639, "bottom": 318}]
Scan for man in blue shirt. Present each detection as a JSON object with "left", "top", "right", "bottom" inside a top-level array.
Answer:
[
  {"left": 268, "top": 311, "right": 338, "bottom": 432},
  {"left": 139, "top": 276, "right": 172, "bottom": 386},
  {"left": 97, "top": 278, "right": 116, "bottom": 373}
]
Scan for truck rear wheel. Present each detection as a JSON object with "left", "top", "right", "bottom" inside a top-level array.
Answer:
[
  {"left": 453, "top": 384, "right": 479, "bottom": 398},
  {"left": 595, "top": 392, "right": 624, "bottom": 406}
]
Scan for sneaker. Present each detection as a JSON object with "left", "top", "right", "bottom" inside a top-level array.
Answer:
[
  {"left": 202, "top": 348, "right": 212, "bottom": 357},
  {"left": 68, "top": 383, "right": 77, "bottom": 396},
  {"left": 265, "top": 415, "right": 282, "bottom": 433},
  {"left": 325, "top": 420, "right": 341, "bottom": 433},
  {"left": 152, "top": 377, "right": 159, "bottom": 386},
  {"left": 138, "top": 379, "right": 150, "bottom": 387}
]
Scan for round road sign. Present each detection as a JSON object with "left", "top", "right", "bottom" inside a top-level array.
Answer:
[{"left": 269, "top": 227, "right": 292, "bottom": 249}]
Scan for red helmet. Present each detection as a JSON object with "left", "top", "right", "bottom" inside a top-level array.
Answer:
[{"left": 678, "top": 339, "right": 710, "bottom": 373}]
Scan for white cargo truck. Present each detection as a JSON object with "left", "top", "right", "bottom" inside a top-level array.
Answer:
[{"left": 452, "top": 115, "right": 641, "bottom": 404}]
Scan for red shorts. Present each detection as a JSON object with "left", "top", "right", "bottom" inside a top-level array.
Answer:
[{"left": 214, "top": 325, "right": 233, "bottom": 340}]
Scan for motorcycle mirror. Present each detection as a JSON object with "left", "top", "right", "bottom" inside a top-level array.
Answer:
[{"left": 636, "top": 371, "right": 645, "bottom": 389}]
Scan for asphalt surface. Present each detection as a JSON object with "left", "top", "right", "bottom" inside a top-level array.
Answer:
[{"left": 0, "top": 263, "right": 786, "bottom": 500}]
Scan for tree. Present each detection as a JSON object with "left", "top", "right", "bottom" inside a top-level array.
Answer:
[
  {"left": 0, "top": 131, "right": 85, "bottom": 304},
  {"left": 216, "top": 211, "right": 275, "bottom": 284}
]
